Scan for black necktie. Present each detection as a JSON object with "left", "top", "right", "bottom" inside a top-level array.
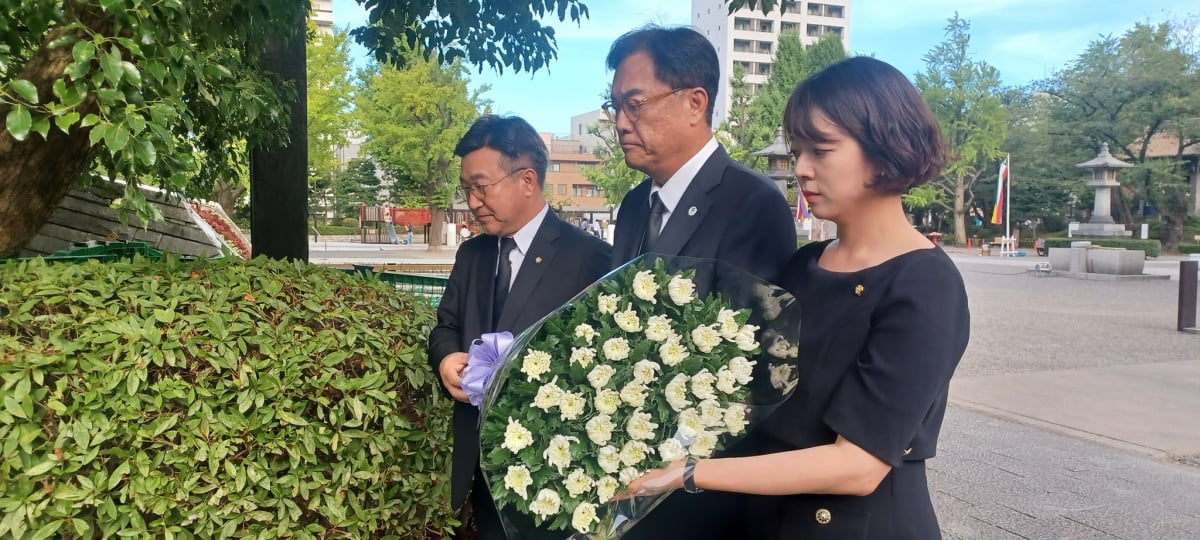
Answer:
[
  {"left": 642, "top": 192, "right": 666, "bottom": 254},
  {"left": 492, "top": 236, "right": 517, "bottom": 329}
]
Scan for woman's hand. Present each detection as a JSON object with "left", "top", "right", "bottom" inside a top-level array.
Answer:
[{"left": 622, "top": 458, "right": 688, "bottom": 498}]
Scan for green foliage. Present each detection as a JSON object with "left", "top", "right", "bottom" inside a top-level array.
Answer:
[
  {"left": 1179, "top": 244, "right": 1200, "bottom": 254},
  {"left": 1043, "top": 237, "right": 1162, "bottom": 258},
  {"left": 915, "top": 14, "right": 1007, "bottom": 245},
  {"left": 351, "top": 0, "right": 589, "bottom": 73},
  {"left": 314, "top": 225, "right": 360, "bottom": 235},
  {"left": 331, "top": 158, "right": 383, "bottom": 218},
  {"left": 307, "top": 25, "right": 358, "bottom": 187},
  {"left": 583, "top": 113, "right": 642, "bottom": 206},
  {"left": 0, "top": 256, "right": 455, "bottom": 538}
]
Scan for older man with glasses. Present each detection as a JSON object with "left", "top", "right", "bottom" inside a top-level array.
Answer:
[
  {"left": 428, "top": 115, "right": 611, "bottom": 540},
  {"left": 604, "top": 25, "right": 797, "bottom": 540}
]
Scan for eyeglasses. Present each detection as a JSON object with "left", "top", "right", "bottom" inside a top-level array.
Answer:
[
  {"left": 602, "top": 88, "right": 689, "bottom": 122},
  {"left": 456, "top": 168, "right": 530, "bottom": 202}
]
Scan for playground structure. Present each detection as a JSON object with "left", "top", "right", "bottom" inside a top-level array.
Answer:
[{"left": 359, "top": 205, "right": 430, "bottom": 244}]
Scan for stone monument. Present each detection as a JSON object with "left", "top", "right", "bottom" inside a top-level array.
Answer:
[{"left": 1074, "top": 143, "right": 1133, "bottom": 237}]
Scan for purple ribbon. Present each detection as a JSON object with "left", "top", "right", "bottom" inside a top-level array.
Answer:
[{"left": 463, "top": 332, "right": 514, "bottom": 409}]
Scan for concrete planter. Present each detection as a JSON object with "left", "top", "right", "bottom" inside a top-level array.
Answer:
[
  {"left": 1048, "top": 247, "right": 1072, "bottom": 271},
  {"left": 1089, "top": 249, "right": 1145, "bottom": 275}
]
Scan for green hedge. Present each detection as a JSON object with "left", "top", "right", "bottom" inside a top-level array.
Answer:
[
  {"left": 1043, "top": 238, "right": 1161, "bottom": 258},
  {"left": 0, "top": 256, "right": 455, "bottom": 539},
  {"left": 314, "top": 225, "right": 359, "bottom": 236},
  {"left": 1180, "top": 244, "right": 1200, "bottom": 254}
]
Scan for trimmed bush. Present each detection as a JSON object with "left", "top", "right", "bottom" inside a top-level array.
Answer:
[
  {"left": 314, "top": 225, "right": 359, "bottom": 236},
  {"left": 0, "top": 256, "right": 455, "bottom": 539},
  {"left": 1180, "top": 244, "right": 1200, "bottom": 254},
  {"left": 1043, "top": 237, "right": 1161, "bottom": 258},
  {"left": 340, "top": 218, "right": 359, "bottom": 228}
]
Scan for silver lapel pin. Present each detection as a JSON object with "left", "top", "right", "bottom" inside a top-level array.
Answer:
[{"left": 687, "top": 206, "right": 698, "bottom": 216}]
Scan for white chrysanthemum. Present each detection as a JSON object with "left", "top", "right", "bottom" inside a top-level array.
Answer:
[
  {"left": 626, "top": 409, "right": 659, "bottom": 440},
  {"left": 504, "top": 465, "right": 534, "bottom": 500},
  {"left": 725, "top": 403, "right": 749, "bottom": 435},
  {"left": 632, "top": 359, "right": 662, "bottom": 384},
  {"left": 620, "top": 381, "right": 649, "bottom": 408},
  {"left": 769, "top": 363, "right": 798, "bottom": 393},
  {"left": 728, "top": 356, "right": 756, "bottom": 385},
  {"left": 502, "top": 417, "right": 534, "bottom": 453},
  {"left": 620, "top": 467, "right": 641, "bottom": 484},
  {"left": 659, "top": 338, "right": 690, "bottom": 367},
  {"left": 717, "top": 308, "right": 740, "bottom": 339},
  {"left": 543, "top": 434, "right": 578, "bottom": 472},
  {"left": 614, "top": 305, "right": 642, "bottom": 334},
  {"left": 735, "top": 324, "right": 760, "bottom": 351},
  {"left": 767, "top": 335, "right": 799, "bottom": 359},
  {"left": 572, "top": 502, "right": 600, "bottom": 534},
  {"left": 594, "top": 388, "right": 621, "bottom": 415},
  {"left": 521, "top": 349, "right": 553, "bottom": 382},
  {"left": 597, "top": 445, "right": 621, "bottom": 474},
  {"left": 560, "top": 391, "right": 587, "bottom": 421},
  {"left": 691, "top": 369, "right": 717, "bottom": 401},
  {"left": 698, "top": 399, "right": 725, "bottom": 428},
  {"left": 620, "top": 439, "right": 651, "bottom": 466},
  {"left": 632, "top": 270, "right": 659, "bottom": 303},
  {"left": 689, "top": 430, "right": 719, "bottom": 457},
  {"left": 677, "top": 408, "right": 704, "bottom": 439},
  {"left": 664, "top": 373, "right": 692, "bottom": 411},
  {"left": 532, "top": 382, "right": 564, "bottom": 412},
  {"left": 574, "top": 323, "right": 597, "bottom": 345},
  {"left": 564, "top": 468, "right": 595, "bottom": 498},
  {"left": 570, "top": 346, "right": 597, "bottom": 367},
  {"left": 644, "top": 315, "right": 674, "bottom": 342},
  {"left": 715, "top": 366, "right": 740, "bottom": 394},
  {"left": 597, "top": 293, "right": 620, "bottom": 314},
  {"left": 588, "top": 364, "right": 617, "bottom": 390},
  {"left": 529, "top": 488, "right": 562, "bottom": 519},
  {"left": 658, "top": 438, "right": 687, "bottom": 463},
  {"left": 667, "top": 275, "right": 695, "bottom": 305},
  {"left": 586, "top": 414, "right": 616, "bottom": 445},
  {"left": 602, "top": 337, "right": 631, "bottom": 361},
  {"left": 596, "top": 476, "right": 620, "bottom": 502},
  {"left": 690, "top": 324, "right": 723, "bottom": 354}
]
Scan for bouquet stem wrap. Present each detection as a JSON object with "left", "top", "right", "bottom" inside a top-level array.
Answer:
[{"left": 477, "top": 255, "right": 801, "bottom": 539}]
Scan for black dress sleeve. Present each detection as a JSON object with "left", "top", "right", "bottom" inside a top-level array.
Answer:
[{"left": 822, "top": 251, "right": 970, "bottom": 467}]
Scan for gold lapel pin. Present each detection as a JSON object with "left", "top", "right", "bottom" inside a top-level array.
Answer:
[
  {"left": 854, "top": 284, "right": 865, "bottom": 296},
  {"left": 535, "top": 256, "right": 543, "bottom": 264}
]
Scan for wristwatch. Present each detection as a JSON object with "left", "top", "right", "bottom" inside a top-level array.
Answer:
[{"left": 683, "top": 456, "right": 703, "bottom": 493}]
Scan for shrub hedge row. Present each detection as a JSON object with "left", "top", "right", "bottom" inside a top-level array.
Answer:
[
  {"left": 0, "top": 256, "right": 456, "bottom": 539},
  {"left": 1043, "top": 238, "right": 1162, "bottom": 258},
  {"left": 1180, "top": 244, "right": 1200, "bottom": 254}
]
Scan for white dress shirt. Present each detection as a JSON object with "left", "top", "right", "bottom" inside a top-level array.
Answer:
[
  {"left": 498, "top": 203, "right": 550, "bottom": 289},
  {"left": 649, "top": 137, "right": 719, "bottom": 233}
]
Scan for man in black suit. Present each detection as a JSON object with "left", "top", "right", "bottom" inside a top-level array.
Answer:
[
  {"left": 603, "top": 26, "right": 797, "bottom": 539},
  {"left": 428, "top": 115, "right": 612, "bottom": 540}
]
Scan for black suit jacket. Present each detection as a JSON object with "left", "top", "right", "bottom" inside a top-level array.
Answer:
[
  {"left": 428, "top": 210, "right": 612, "bottom": 510},
  {"left": 613, "top": 145, "right": 797, "bottom": 540},
  {"left": 612, "top": 145, "right": 796, "bottom": 285}
]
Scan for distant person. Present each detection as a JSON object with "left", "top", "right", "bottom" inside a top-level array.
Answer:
[
  {"left": 590, "top": 219, "right": 601, "bottom": 237},
  {"left": 627, "top": 56, "right": 971, "bottom": 540},
  {"left": 382, "top": 202, "right": 399, "bottom": 244},
  {"left": 460, "top": 222, "right": 470, "bottom": 242},
  {"left": 604, "top": 24, "right": 797, "bottom": 540},
  {"left": 429, "top": 114, "right": 611, "bottom": 540},
  {"left": 405, "top": 224, "right": 414, "bottom": 245}
]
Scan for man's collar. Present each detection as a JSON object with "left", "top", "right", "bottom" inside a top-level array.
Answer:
[
  {"left": 651, "top": 137, "right": 719, "bottom": 213},
  {"left": 506, "top": 203, "right": 550, "bottom": 255}
]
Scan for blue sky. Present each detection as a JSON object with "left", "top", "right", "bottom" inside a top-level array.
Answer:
[{"left": 333, "top": 0, "right": 1195, "bottom": 136}]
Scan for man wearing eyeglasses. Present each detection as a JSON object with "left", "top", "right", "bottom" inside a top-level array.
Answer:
[
  {"left": 428, "top": 115, "right": 611, "bottom": 540},
  {"left": 605, "top": 25, "right": 797, "bottom": 540}
]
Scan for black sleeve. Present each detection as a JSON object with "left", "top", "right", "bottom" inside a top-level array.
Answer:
[
  {"left": 724, "top": 181, "right": 797, "bottom": 284},
  {"left": 823, "top": 254, "right": 970, "bottom": 467},
  {"left": 427, "top": 246, "right": 471, "bottom": 399}
]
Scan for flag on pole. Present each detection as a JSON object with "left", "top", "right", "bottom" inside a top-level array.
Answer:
[
  {"left": 796, "top": 191, "right": 811, "bottom": 220},
  {"left": 990, "top": 156, "right": 1009, "bottom": 225}
]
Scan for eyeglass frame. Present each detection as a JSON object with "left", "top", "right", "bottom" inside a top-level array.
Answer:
[
  {"left": 602, "top": 87, "right": 691, "bottom": 122},
  {"left": 456, "top": 167, "right": 531, "bottom": 202}
]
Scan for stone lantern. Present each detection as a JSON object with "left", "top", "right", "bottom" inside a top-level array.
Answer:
[
  {"left": 751, "top": 128, "right": 791, "bottom": 196},
  {"left": 1074, "top": 143, "right": 1133, "bottom": 237}
]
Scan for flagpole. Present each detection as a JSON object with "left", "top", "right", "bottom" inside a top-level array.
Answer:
[{"left": 1005, "top": 154, "right": 1011, "bottom": 255}]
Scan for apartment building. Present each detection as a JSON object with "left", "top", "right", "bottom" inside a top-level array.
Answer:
[
  {"left": 692, "top": 0, "right": 852, "bottom": 126},
  {"left": 543, "top": 135, "right": 613, "bottom": 224},
  {"left": 312, "top": 0, "right": 334, "bottom": 34}
]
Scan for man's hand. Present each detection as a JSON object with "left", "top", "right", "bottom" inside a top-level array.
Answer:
[{"left": 438, "top": 352, "right": 470, "bottom": 403}]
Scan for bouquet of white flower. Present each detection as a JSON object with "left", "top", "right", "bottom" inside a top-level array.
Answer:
[{"left": 470, "top": 255, "right": 801, "bottom": 538}]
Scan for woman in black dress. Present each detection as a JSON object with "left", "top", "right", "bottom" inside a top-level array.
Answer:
[{"left": 628, "top": 56, "right": 970, "bottom": 539}]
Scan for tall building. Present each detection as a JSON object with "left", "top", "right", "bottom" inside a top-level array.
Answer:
[
  {"left": 691, "top": 0, "right": 852, "bottom": 126},
  {"left": 312, "top": 0, "right": 334, "bottom": 35}
]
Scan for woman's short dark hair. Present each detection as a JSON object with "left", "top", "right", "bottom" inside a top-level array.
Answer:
[
  {"left": 454, "top": 115, "right": 549, "bottom": 186},
  {"left": 784, "top": 56, "right": 945, "bottom": 194},
  {"left": 606, "top": 25, "right": 720, "bottom": 126}
]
